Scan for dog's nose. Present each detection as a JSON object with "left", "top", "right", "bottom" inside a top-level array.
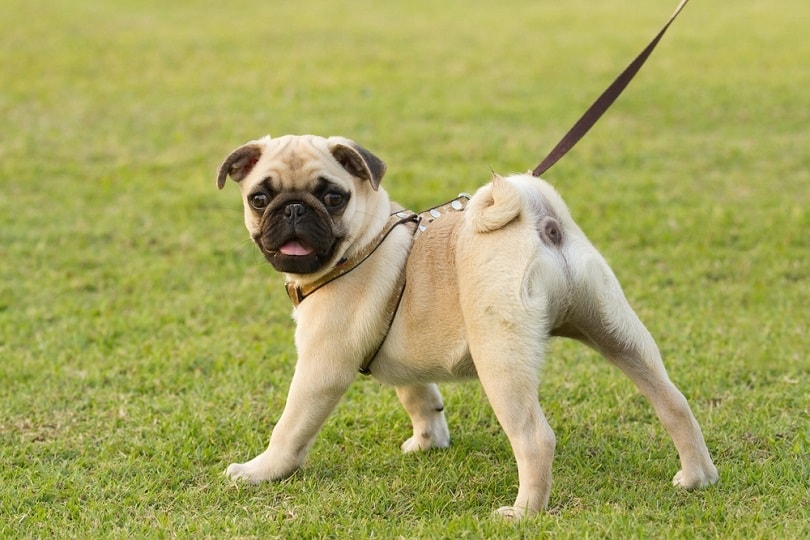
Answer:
[{"left": 284, "top": 203, "right": 307, "bottom": 223}]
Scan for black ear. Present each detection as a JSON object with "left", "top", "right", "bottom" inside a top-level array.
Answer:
[
  {"left": 328, "top": 139, "right": 387, "bottom": 190},
  {"left": 216, "top": 142, "right": 264, "bottom": 190}
]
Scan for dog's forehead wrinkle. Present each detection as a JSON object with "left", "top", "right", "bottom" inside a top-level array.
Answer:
[
  {"left": 279, "top": 162, "right": 328, "bottom": 192},
  {"left": 268, "top": 161, "right": 348, "bottom": 194},
  {"left": 248, "top": 163, "right": 319, "bottom": 194},
  {"left": 245, "top": 136, "right": 351, "bottom": 193}
]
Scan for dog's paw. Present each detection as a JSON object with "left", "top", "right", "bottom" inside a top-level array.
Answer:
[
  {"left": 225, "top": 450, "right": 287, "bottom": 484},
  {"left": 225, "top": 449, "right": 300, "bottom": 483},
  {"left": 401, "top": 435, "right": 432, "bottom": 453},
  {"left": 494, "top": 506, "right": 527, "bottom": 520},
  {"left": 225, "top": 462, "right": 267, "bottom": 484},
  {"left": 401, "top": 424, "right": 450, "bottom": 453},
  {"left": 672, "top": 463, "right": 719, "bottom": 489}
]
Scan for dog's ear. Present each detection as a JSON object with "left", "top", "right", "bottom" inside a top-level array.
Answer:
[
  {"left": 328, "top": 139, "right": 387, "bottom": 190},
  {"left": 216, "top": 141, "right": 265, "bottom": 190}
]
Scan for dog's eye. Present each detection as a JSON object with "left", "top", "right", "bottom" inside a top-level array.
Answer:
[
  {"left": 322, "top": 192, "right": 344, "bottom": 208},
  {"left": 249, "top": 193, "right": 270, "bottom": 211}
]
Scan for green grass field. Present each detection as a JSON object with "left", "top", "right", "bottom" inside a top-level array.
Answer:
[{"left": 1, "top": 0, "right": 807, "bottom": 537}]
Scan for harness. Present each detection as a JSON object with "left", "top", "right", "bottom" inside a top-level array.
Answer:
[{"left": 284, "top": 194, "right": 471, "bottom": 374}]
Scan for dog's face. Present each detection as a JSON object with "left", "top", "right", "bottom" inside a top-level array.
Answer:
[{"left": 217, "top": 135, "right": 387, "bottom": 275}]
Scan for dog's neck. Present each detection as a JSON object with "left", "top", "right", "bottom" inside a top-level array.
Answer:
[
  {"left": 283, "top": 194, "right": 472, "bottom": 307},
  {"left": 284, "top": 211, "right": 419, "bottom": 307}
]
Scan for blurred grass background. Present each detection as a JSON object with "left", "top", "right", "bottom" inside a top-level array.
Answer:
[{"left": 1, "top": 0, "right": 807, "bottom": 537}]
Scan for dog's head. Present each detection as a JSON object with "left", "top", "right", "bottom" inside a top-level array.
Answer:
[{"left": 217, "top": 134, "right": 387, "bottom": 275}]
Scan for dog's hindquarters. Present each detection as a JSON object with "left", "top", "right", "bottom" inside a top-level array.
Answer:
[
  {"left": 463, "top": 174, "right": 576, "bottom": 329},
  {"left": 457, "top": 174, "right": 717, "bottom": 516},
  {"left": 529, "top": 179, "right": 720, "bottom": 490}
]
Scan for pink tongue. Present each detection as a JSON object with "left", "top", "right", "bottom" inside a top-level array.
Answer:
[{"left": 279, "top": 241, "right": 313, "bottom": 256}]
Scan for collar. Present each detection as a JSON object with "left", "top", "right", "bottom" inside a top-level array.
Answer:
[{"left": 285, "top": 210, "right": 420, "bottom": 307}]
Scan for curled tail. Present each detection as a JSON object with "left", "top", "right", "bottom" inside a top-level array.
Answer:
[{"left": 467, "top": 174, "right": 524, "bottom": 233}]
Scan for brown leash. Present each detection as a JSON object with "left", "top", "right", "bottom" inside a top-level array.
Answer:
[{"left": 532, "top": 0, "right": 691, "bottom": 177}]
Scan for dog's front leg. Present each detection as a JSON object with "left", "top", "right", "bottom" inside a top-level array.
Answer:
[{"left": 225, "top": 358, "right": 355, "bottom": 483}]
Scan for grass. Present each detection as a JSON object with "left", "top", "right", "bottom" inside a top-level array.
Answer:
[{"left": 1, "top": 0, "right": 807, "bottom": 537}]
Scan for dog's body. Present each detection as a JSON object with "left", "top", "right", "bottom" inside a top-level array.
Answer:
[{"left": 217, "top": 134, "right": 717, "bottom": 518}]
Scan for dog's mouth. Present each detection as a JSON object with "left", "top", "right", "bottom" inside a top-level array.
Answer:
[
  {"left": 278, "top": 239, "right": 314, "bottom": 257},
  {"left": 256, "top": 234, "right": 338, "bottom": 275},
  {"left": 251, "top": 195, "right": 342, "bottom": 274}
]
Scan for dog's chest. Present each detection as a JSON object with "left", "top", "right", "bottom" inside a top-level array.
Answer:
[{"left": 374, "top": 205, "right": 477, "bottom": 382}]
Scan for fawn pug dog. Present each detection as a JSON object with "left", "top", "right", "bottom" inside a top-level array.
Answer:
[{"left": 216, "top": 134, "right": 717, "bottom": 519}]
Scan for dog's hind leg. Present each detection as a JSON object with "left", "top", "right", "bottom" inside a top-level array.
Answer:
[
  {"left": 396, "top": 384, "right": 450, "bottom": 452},
  {"left": 567, "top": 254, "right": 719, "bottom": 490},
  {"left": 458, "top": 270, "right": 556, "bottom": 519},
  {"left": 466, "top": 324, "right": 555, "bottom": 519}
]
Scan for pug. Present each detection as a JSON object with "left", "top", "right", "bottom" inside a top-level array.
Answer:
[{"left": 216, "top": 134, "right": 717, "bottom": 519}]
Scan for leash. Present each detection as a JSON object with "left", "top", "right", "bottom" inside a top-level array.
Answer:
[{"left": 532, "top": 0, "right": 691, "bottom": 177}]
